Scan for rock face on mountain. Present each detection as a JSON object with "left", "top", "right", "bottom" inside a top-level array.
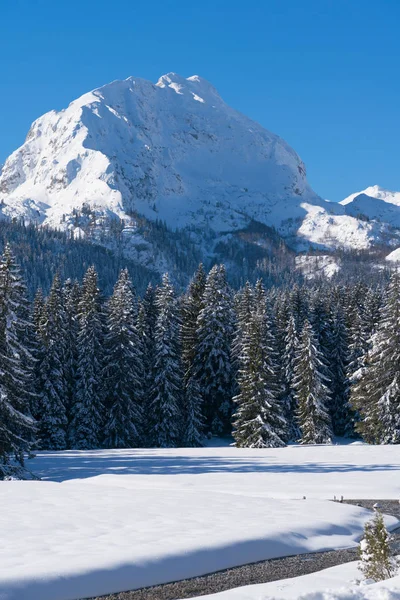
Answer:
[{"left": 0, "top": 74, "right": 399, "bottom": 275}]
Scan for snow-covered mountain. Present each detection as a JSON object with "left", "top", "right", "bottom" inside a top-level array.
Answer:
[
  {"left": 341, "top": 185, "right": 400, "bottom": 228},
  {"left": 0, "top": 74, "right": 399, "bottom": 273}
]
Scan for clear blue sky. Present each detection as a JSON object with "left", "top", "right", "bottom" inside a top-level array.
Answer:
[{"left": 1, "top": 0, "right": 399, "bottom": 201}]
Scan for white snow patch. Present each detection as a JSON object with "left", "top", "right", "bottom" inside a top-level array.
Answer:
[
  {"left": 295, "top": 255, "right": 341, "bottom": 279},
  {"left": 386, "top": 248, "right": 400, "bottom": 263}
]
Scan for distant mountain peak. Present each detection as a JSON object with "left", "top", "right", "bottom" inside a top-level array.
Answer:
[{"left": 341, "top": 185, "right": 400, "bottom": 206}]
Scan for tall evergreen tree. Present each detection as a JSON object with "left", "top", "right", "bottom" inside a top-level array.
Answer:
[
  {"left": 232, "top": 282, "right": 254, "bottom": 371},
  {"left": 329, "top": 307, "right": 352, "bottom": 436},
  {"left": 351, "top": 272, "right": 400, "bottom": 444},
  {"left": 148, "top": 274, "right": 184, "bottom": 447},
  {"left": 183, "top": 376, "right": 204, "bottom": 447},
  {"left": 37, "top": 273, "right": 68, "bottom": 450},
  {"left": 182, "top": 264, "right": 206, "bottom": 379},
  {"left": 102, "top": 269, "right": 143, "bottom": 448},
  {"left": 181, "top": 264, "right": 206, "bottom": 446},
  {"left": 69, "top": 266, "right": 104, "bottom": 449},
  {"left": 141, "top": 284, "right": 158, "bottom": 398},
  {"left": 195, "top": 265, "right": 235, "bottom": 434},
  {"left": 293, "top": 319, "right": 333, "bottom": 444},
  {"left": 282, "top": 311, "right": 300, "bottom": 440},
  {"left": 0, "top": 244, "right": 36, "bottom": 476},
  {"left": 33, "top": 288, "right": 45, "bottom": 335},
  {"left": 62, "top": 279, "right": 80, "bottom": 431},
  {"left": 233, "top": 280, "right": 286, "bottom": 448}
]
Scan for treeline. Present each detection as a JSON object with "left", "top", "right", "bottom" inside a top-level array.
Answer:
[{"left": 1, "top": 247, "right": 400, "bottom": 478}]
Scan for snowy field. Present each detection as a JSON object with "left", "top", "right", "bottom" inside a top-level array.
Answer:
[{"left": 1, "top": 442, "right": 400, "bottom": 600}]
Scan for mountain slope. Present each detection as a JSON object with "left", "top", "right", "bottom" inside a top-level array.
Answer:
[
  {"left": 341, "top": 185, "right": 400, "bottom": 228},
  {"left": 0, "top": 74, "right": 399, "bottom": 275}
]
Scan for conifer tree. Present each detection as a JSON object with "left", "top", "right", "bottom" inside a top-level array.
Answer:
[
  {"left": 358, "top": 511, "right": 396, "bottom": 581},
  {"left": 69, "top": 266, "right": 104, "bottom": 449},
  {"left": 181, "top": 264, "right": 206, "bottom": 446},
  {"left": 232, "top": 282, "right": 254, "bottom": 371},
  {"left": 141, "top": 283, "right": 158, "bottom": 399},
  {"left": 362, "top": 287, "right": 382, "bottom": 342},
  {"left": 351, "top": 272, "right": 400, "bottom": 444},
  {"left": 293, "top": 319, "right": 333, "bottom": 444},
  {"left": 37, "top": 273, "right": 68, "bottom": 450},
  {"left": 182, "top": 264, "right": 206, "bottom": 378},
  {"left": 62, "top": 279, "right": 80, "bottom": 429},
  {"left": 183, "top": 376, "right": 204, "bottom": 447},
  {"left": 31, "top": 288, "right": 46, "bottom": 420},
  {"left": 347, "top": 305, "right": 368, "bottom": 381},
  {"left": 282, "top": 312, "right": 300, "bottom": 440},
  {"left": 33, "top": 288, "right": 45, "bottom": 336},
  {"left": 0, "top": 244, "right": 36, "bottom": 476},
  {"left": 102, "top": 269, "right": 143, "bottom": 448},
  {"left": 148, "top": 274, "right": 184, "bottom": 447},
  {"left": 290, "top": 284, "right": 308, "bottom": 332},
  {"left": 195, "top": 265, "right": 235, "bottom": 434},
  {"left": 233, "top": 280, "right": 286, "bottom": 448},
  {"left": 329, "top": 307, "right": 352, "bottom": 436}
]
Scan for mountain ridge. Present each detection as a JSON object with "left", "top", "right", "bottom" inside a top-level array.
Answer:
[{"left": 0, "top": 73, "right": 399, "bottom": 277}]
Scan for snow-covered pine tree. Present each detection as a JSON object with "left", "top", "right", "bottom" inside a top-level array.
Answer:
[
  {"left": 347, "top": 303, "right": 368, "bottom": 381},
  {"left": 181, "top": 264, "right": 206, "bottom": 447},
  {"left": 148, "top": 274, "right": 184, "bottom": 447},
  {"left": 102, "top": 269, "right": 143, "bottom": 448},
  {"left": 0, "top": 244, "right": 36, "bottom": 477},
  {"left": 233, "top": 280, "right": 286, "bottom": 448},
  {"left": 289, "top": 284, "right": 308, "bottom": 332},
  {"left": 31, "top": 288, "right": 46, "bottom": 420},
  {"left": 33, "top": 288, "right": 45, "bottom": 336},
  {"left": 293, "top": 319, "right": 333, "bottom": 444},
  {"left": 69, "top": 266, "right": 104, "bottom": 449},
  {"left": 195, "top": 265, "right": 235, "bottom": 434},
  {"left": 182, "top": 264, "right": 206, "bottom": 379},
  {"left": 141, "top": 283, "right": 158, "bottom": 399},
  {"left": 282, "top": 311, "right": 300, "bottom": 440},
  {"left": 329, "top": 306, "right": 352, "bottom": 436},
  {"left": 232, "top": 282, "right": 254, "bottom": 371},
  {"left": 358, "top": 510, "right": 396, "bottom": 581},
  {"left": 183, "top": 375, "right": 204, "bottom": 447},
  {"left": 362, "top": 286, "right": 382, "bottom": 343},
  {"left": 351, "top": 272, "right": 400, "bottom": 444},
  {"left": 37, "top": 273, "right": 68, "bottom": 450},
  {"left": 62, "top": 279, "right": 80, "bottom": 430},
  {"left": 311, "top": 295, "right": 334, "bottom": 375}
]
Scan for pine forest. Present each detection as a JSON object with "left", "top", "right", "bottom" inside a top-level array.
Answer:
[{"left": 1, "top": 242, "right": 400, "bottom": 478}]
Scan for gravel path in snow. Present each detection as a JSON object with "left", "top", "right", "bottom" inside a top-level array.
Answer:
[{"left": 88, "top": 500, "right": 400, "bottom": 600}]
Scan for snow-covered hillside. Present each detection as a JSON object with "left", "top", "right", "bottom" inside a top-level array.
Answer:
[
  {"left": 0, "top": 74, "right": 398, "bottom": 272},
  {"left": 341, "top": 185, "right": 400, "bottom": 207},
  {"left": 341, "top": 185, "right": 400, "bottom": 228}
]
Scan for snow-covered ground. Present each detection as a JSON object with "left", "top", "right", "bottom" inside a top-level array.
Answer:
[
  {"left": 295, "top": 254, "right": 341, "bottom": 279},
  {"left": 1, "top": 442, "right": 399, "bottom": 600}
]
